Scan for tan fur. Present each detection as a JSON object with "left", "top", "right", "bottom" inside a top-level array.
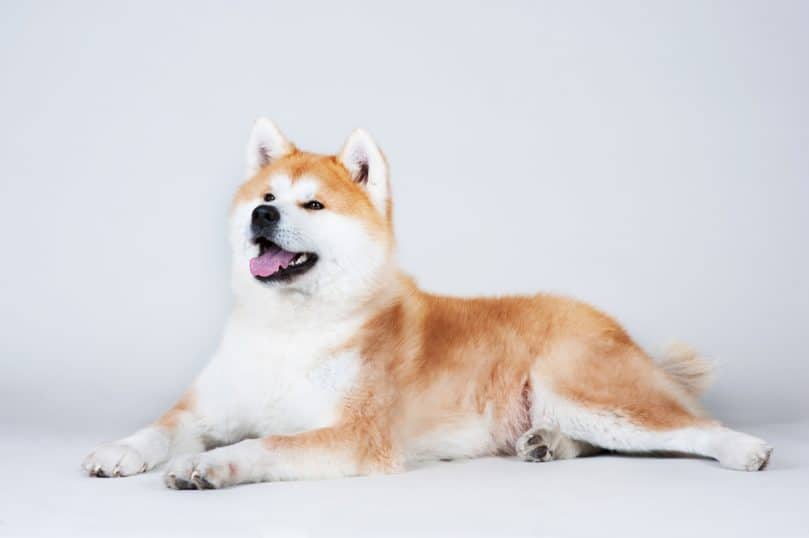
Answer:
[
  {"left": 352, "top": 287, "right": 709, "bottom": 468},
  {"left": 658, "top": 342, "right": 714, "bottom": 397},
  {"left": 155, "top": 390, "right": 195, "bottom": 431}
]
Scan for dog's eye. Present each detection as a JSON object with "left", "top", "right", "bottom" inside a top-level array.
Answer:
[
  {"left": 264, "top": 193, "right": 275, "bottom": 202},
  {"left": 303, "top": 200, "right": 325, "bottom": 210}
]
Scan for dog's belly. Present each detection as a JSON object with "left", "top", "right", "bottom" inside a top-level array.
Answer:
[
  {"left": 403, "top": 408, "right": 498, "bottom": 463},
  {"left": 192, "top": 344, "right": 361, "bottom": 445}
]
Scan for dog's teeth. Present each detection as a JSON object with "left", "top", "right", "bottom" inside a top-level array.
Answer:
[{"left": 289, "top": 253, "right": 308, "bottom": 267}]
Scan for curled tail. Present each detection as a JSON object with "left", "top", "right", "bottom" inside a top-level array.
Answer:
[{"left": 659, "top": 342, "right": 714, "bottom": 397}]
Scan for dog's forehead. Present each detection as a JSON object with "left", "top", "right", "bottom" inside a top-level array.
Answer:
[
  {"left": 232, "top": 151, "right": 361, "bottom": 212},
  {"left": 270, "top": 174, "right": 319, "bottom": 200}
]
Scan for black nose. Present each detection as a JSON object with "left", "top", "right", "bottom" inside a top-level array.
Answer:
[{"left": 251, "top": 204, "right": 280, "bottom": 235}]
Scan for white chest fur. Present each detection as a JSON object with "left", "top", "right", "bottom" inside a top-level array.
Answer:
[{"left": 191, "top": 311, "right": 361, "bottom": 445}]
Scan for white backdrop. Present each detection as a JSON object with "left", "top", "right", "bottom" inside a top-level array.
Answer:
[{"left": 1, "top": 0, "right": 807, "bottom": 436}]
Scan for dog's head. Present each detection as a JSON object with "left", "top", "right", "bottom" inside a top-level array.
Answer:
[{"left": 230, "top": 119, "right": 394, "bottom": 300}]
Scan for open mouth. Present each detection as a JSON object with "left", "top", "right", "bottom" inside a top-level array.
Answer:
[{"left": 249, "top": 237, "right": 318, "bottom": 282}]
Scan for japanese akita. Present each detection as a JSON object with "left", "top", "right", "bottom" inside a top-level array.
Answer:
[{"left": 83, "top": 119, "right": 772, "bottom": 489}]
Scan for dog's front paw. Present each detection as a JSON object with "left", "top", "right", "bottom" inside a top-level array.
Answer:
[
  {"left": 164, "top": 453, "right": 234, "bottom": 490},
  {"left": 83, "top": 443, "right": 150, "bottom": 478}
]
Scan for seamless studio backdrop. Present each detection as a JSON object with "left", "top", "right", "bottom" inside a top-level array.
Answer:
[{"left": 0, "top": 1, "right": 808, "bottom": 537}]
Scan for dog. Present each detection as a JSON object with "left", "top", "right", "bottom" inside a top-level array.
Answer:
[{"left": 83, "top": 119, "right": 772, "bottom": 489}]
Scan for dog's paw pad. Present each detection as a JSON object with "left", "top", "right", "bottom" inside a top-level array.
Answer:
[
  {"left": 164, "top": 455, "right": 229, "bottom": 490},
  {"left": 516, "top": 428, "right": 555, "bottom": 462},
  {"left": 171, "top": 476, "right": 196, "bottom": 490}
]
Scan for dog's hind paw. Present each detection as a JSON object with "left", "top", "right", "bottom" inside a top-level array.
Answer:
[{"left": 716, "top": 433, "right": 773, "bottom": 471}]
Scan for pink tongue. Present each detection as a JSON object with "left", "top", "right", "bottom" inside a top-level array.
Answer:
[{"left": 250, "top": 244, "right": 297, "bottom": 277}]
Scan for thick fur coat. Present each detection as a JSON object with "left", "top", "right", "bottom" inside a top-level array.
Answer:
[{"left": 83, "top": 120, "right": 772, "bottom": 489}]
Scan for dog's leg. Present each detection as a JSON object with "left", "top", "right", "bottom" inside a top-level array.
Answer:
[
  {"left": 542, "top": 405, "right": 772, "bottom": 471},
  {"left": 83, "top": 390, "right": 202, "bottom": 477},
  {"left": 530, "top": 342, "right": 772, "bottom": 471},
  {"left": 164, "top": 424, "right": 397, "bottom": 489}
]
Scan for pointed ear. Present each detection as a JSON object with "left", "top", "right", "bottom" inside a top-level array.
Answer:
[
  {"left": 245, "top": 118, "right": 295, "bottom": 176},
  {"left": 338, "top": 129, "right": 389, "bottom": 215}
]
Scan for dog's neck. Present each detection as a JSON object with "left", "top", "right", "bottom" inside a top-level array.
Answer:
[{"left": 232, "top": 257, "right": 404, "bottom": 332}]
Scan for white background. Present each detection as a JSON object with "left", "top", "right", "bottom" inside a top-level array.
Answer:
[
  {"left": 1, "top": 2, "right": 808, "bottom": 536},
  {"left": 2, "top": 0, "right": 807, "bottom": 431}
]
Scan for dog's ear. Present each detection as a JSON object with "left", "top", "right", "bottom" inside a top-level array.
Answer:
[
  {"left": 245, "top": 118, "right": 295, "bottom": 176},
  {"left": 338, "top": 129, "right": 389, "bottom": 215}
]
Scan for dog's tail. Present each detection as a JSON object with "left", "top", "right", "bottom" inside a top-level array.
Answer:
[{"left": 659, "top": 342, "right": 714, "bottom": 397}]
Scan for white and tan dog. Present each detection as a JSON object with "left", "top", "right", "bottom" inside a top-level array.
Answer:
[{"left": 83, "top": 120, "right": 772, "bottom": 489}]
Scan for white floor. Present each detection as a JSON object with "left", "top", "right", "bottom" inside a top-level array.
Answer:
[{"left": 1, "top": 422, "right": 807, "bottom": 538}]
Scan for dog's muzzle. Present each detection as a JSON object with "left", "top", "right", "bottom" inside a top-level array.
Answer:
[{"left": 248, "top": 204, "right": 318, "bottom": 282}]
